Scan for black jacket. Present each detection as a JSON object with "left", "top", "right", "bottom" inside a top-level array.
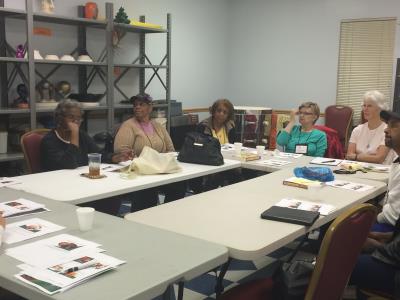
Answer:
[
  {"left": 41, "top": 130, "right": 113, "bottom": 171},
  {"left": 196, "top": 117, "right": 236, "bottom": 144}
]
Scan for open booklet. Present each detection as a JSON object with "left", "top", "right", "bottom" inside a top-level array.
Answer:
[
  {"left": 257, "top": 159, "right": 292, "bottom": 167},
  {"left": 0, "top": 199, "right": 49, "bottom": 218},
  {"left": 15, "top": 252, "right": 125, "bottom": 295},
  {"left": 325, "top": 180, "right": 374, "bottom": 192},
  {"left": 275, "top": 198, "right": 335, "bottom": 216}
]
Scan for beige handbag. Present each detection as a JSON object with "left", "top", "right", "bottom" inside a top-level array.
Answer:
[{"left": 121, "top": 146, "right": 181, "bottom": 178}]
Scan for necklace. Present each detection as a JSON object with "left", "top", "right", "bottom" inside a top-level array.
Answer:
[
  {"left": 366, "top": 126, "right": 379, "bottom": 149},
  {"left": 55, "top": 129, "right": 70, "bottom": 144}
]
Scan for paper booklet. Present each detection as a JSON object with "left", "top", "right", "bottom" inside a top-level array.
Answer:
[
  {"left": 0, "top": 199, "right": 48, "bottom": 218},
  {"left": 6, "top": 234, "right": 103, "bottom": 268},
  {"left": 273, "top": 152, "right": 303, "bottom": 159},
  {"left": 0, "top": 177, "right": 21, "bottom": 188},
  {"left": 258, "top": 159, "right": 292, "bottom": 167},
  {"left": 310, "top": 157, "right": 342, "bottom": 166},
  {"left": 283, "top": 177, "right": 320, "bottom": 189},
  {"left": 339, "top": 160, "right": 390, "bottom": 173},
  {"left": 275, "top": 198, "right": 335, "bottom": 216},
  {"left": 4, "top": 218, "right": 65, "bottom": 244},
  {"left": 325, "top": 180, "right": 374, "bottom": 192},
  {"left": 15, "top": 252, "right": 125, "bottom": 295}
]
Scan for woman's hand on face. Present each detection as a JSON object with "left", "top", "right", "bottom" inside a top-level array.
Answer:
[
  {"left": 290, "top": 109, "right": 298, "bottom": 123},
  {"left": 66, "top": 121, "right": 80, "bottom": 135}
]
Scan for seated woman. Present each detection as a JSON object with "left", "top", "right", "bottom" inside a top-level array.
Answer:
[
  {"left": 41, "top": 99, "right": 131, "bottom": 171},
  {"left": 197, "top": 98, "right": 236, "bottom": 144},
  {"left": 276, "top": 102, "right": 327, "bottom": 157},
  {"left": 41, "top": 99, "right": 132, "bottom": 214},
  {"left": 346, "top": 90, "right": 395, "bottom": 164},
  {"left": 192, "top": 98, "right": 240, "bottom": 192},
  {"left": 114, "top": 93, "right": 185, "bottom": 211}
]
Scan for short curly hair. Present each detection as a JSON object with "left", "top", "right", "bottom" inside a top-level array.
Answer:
[{"left": 209, "top": 99, "right": 235, "bottom": 122}]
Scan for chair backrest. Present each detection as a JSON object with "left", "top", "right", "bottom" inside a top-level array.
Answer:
[
  {"left": 325, "top": 105, "right": 353, "bottom": 150},
  {"left": 313, "top": 125, "right": 345, "bottom": 159},
  {"left": 305, "top": 204, "right": 377, "bottom": 300},
  {"left": 20, "top": 129, "right": 50, "bottom": 174}
]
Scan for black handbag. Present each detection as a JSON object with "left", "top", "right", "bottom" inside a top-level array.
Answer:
[{"left": 178, "top": 132, "right": 224, "bottom": 166}]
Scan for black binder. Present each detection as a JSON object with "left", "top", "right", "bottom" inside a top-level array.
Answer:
[{"left": 261, "top": 206, "right": 320, "bottom": 226}]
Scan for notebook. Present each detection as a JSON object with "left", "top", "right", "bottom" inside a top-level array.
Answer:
[{"left": 261, "top": 206, "right": 320, "bottom": 226}]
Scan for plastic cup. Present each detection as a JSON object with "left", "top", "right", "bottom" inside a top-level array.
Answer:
[
  {"left": 308, "top": 182, "right": 323, "bottom": 201},
  {"left": 256, "top": 145, "right": 265, "bottom": 157},
  {"left": 88, "top": 153, "right": 101, "bottom": 177},
  {"left": 234, "top": 142, "right": 242, "bottom": 157},
  {"left": 76, "top": 207, "right": 95, "bottom": 231}
]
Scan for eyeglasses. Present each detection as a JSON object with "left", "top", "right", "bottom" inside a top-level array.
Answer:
[
  {"left": 298, "top": 111, "right": 314, "bottom": 116},
  {"left": 216, "top": 108, "right": 229, "bottom": 115}
]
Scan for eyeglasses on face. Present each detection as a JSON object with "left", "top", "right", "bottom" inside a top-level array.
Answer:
[
  {"left": 298, "top": 111, "right": 314, "bottom": 116},
  {"left": 64, "top": 114, "right": 82, "bottom": 123},
  {"left": 216, "top": 108, "right": 229, "bottom": 115}
]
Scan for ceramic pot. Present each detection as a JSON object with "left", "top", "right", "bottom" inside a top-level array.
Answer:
[{"left": 85, "top": 2, "right": 98, "bottom": 19}]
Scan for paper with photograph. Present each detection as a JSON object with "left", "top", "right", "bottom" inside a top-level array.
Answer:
[
  {"left": 275, "top": 198, "right": 335, "bottom": 216},
  {"left": 325, "top": 180, "right": 374, "bottom": 192},
  {"left": 16, "top": 252, "right": 125, "bottom": 295},
  {"left": 4, "top": 218, "right": 65, "bottom": 244},
  {"left": 0, "top": 198, "right": 46, "bottom": 218},
  {"left": 0, "top": 177, "right": 21, "bottom": 188},
  {"left": 273, "top": 152, "right": 303, "bottom": 159},
  {"left": 6, "top": 234, "right": 102, "bottom": 267}
]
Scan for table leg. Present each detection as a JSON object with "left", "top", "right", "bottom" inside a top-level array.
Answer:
[
  {"left": 215, "top": 257, "right": 232, "bottom": 297},
  {"left": 177, "top": 282, "right": 184, "bottom": 300},
  {"left": 162, "top": 285, "right": 174, "bottom": 300}
]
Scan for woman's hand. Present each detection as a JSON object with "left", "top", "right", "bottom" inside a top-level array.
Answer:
[
  {"left": 112, "top": 149, "right": 134, "bottom": 163},
  {"left": 368, "top": 231, "right": 393, "bottom": 243},
  {"left": 290, "top": 109, "right": 298, "bottom": 123},
  {"left": 0, "top": 211, "right": 5, "bottom": 229}
]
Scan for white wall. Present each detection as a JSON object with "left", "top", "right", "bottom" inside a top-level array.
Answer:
[
  {"left": 227, "top": 0, "right": 400, "bottom": 111},
  {"left": 4, "top": 0, "right": 230, "bottom": 108}
]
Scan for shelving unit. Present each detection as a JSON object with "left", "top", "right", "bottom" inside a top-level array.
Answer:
[{"left": 0, "top": 1, "right": 171, "bottom": 160}]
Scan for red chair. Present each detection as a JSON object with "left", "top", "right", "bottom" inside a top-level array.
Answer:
[
  {"left": 20, "top": 129, "right": 50, "bottom": 174},
  {"left": 325, "top": 105, "right": 353, "bottom": 150},
  {"left": 314, "top": 124, "right": 345, "bottom": 159},
  {"left": 220, "top": 204, "right": 377, "bottom": 300}
]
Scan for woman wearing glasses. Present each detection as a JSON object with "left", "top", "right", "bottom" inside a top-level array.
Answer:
[
  {"left": 276, "top": 101, "right": 327, "bottom": 157},
  {"left": 41, "top": 99, "right": 131, "bottom": 171},
  {"left": 346, "top": 90, "right": 395, "bottom": 164}
]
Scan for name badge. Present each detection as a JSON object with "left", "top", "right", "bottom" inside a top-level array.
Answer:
[{"left": 295, "top": 144, "right": 308, "bottom": 154}]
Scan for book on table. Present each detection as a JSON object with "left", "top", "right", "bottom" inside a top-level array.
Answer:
[{"left": 283, "top": 177, "right": 321, "bottom": 189}]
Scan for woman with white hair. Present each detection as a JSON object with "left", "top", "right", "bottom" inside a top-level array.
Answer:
[{"left": 346, "top": 90, "right": 395, "bottom": 164}]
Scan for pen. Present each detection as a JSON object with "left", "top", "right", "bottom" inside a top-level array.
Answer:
[
  {"left": 322, "top": 160, "right": 335, "bottom": 163},
  {"left": 63, "top": 260, "right": 98, "bottom": 274}
]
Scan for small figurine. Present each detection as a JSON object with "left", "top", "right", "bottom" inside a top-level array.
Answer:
[
  {"left": 37, "top": 81, "right": 55, "bottom": 102},
  {"left": 15, "top": 45, "right": 25, "bottom": 59},
  {"left": 40, "top": 0, "right": 55, "bottom": 14},
  {"left": 55, "top": 81, "right": 71, "bottom": 100},
  {"left": 13, "top": 84, "right": 29, "bottom": 108}
]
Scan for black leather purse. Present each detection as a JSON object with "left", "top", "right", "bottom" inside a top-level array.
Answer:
[{"left": 178, "top": 132, "right": 224, "bottom": 166}]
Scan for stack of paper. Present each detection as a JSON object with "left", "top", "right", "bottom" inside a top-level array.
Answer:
[
  {"left": 310, "top": 157, "right": 342, "bottom": 166},
  {"left": 275, "top": 198, "right": 335, "bottom": 216},
  {"left": 8, "top": 234, "right": 125, "bottom": 295},
  {"left": 0, "top": 177, "right": 21, "bottom": 188},
  {"left": 273, "top": 152, "right": 303, "bottom": 159},
  {"left": 4, "top": 218, "right": 64, "bottom": 244},
  {"left": 325, "top": 180, "right": 374, "bottom": 192},
  {"left": 258, "top": 159, "right": 292, "bottom": 167},
  {"left": 0, "top": 199, "right": 49, "bottom": 218}
]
